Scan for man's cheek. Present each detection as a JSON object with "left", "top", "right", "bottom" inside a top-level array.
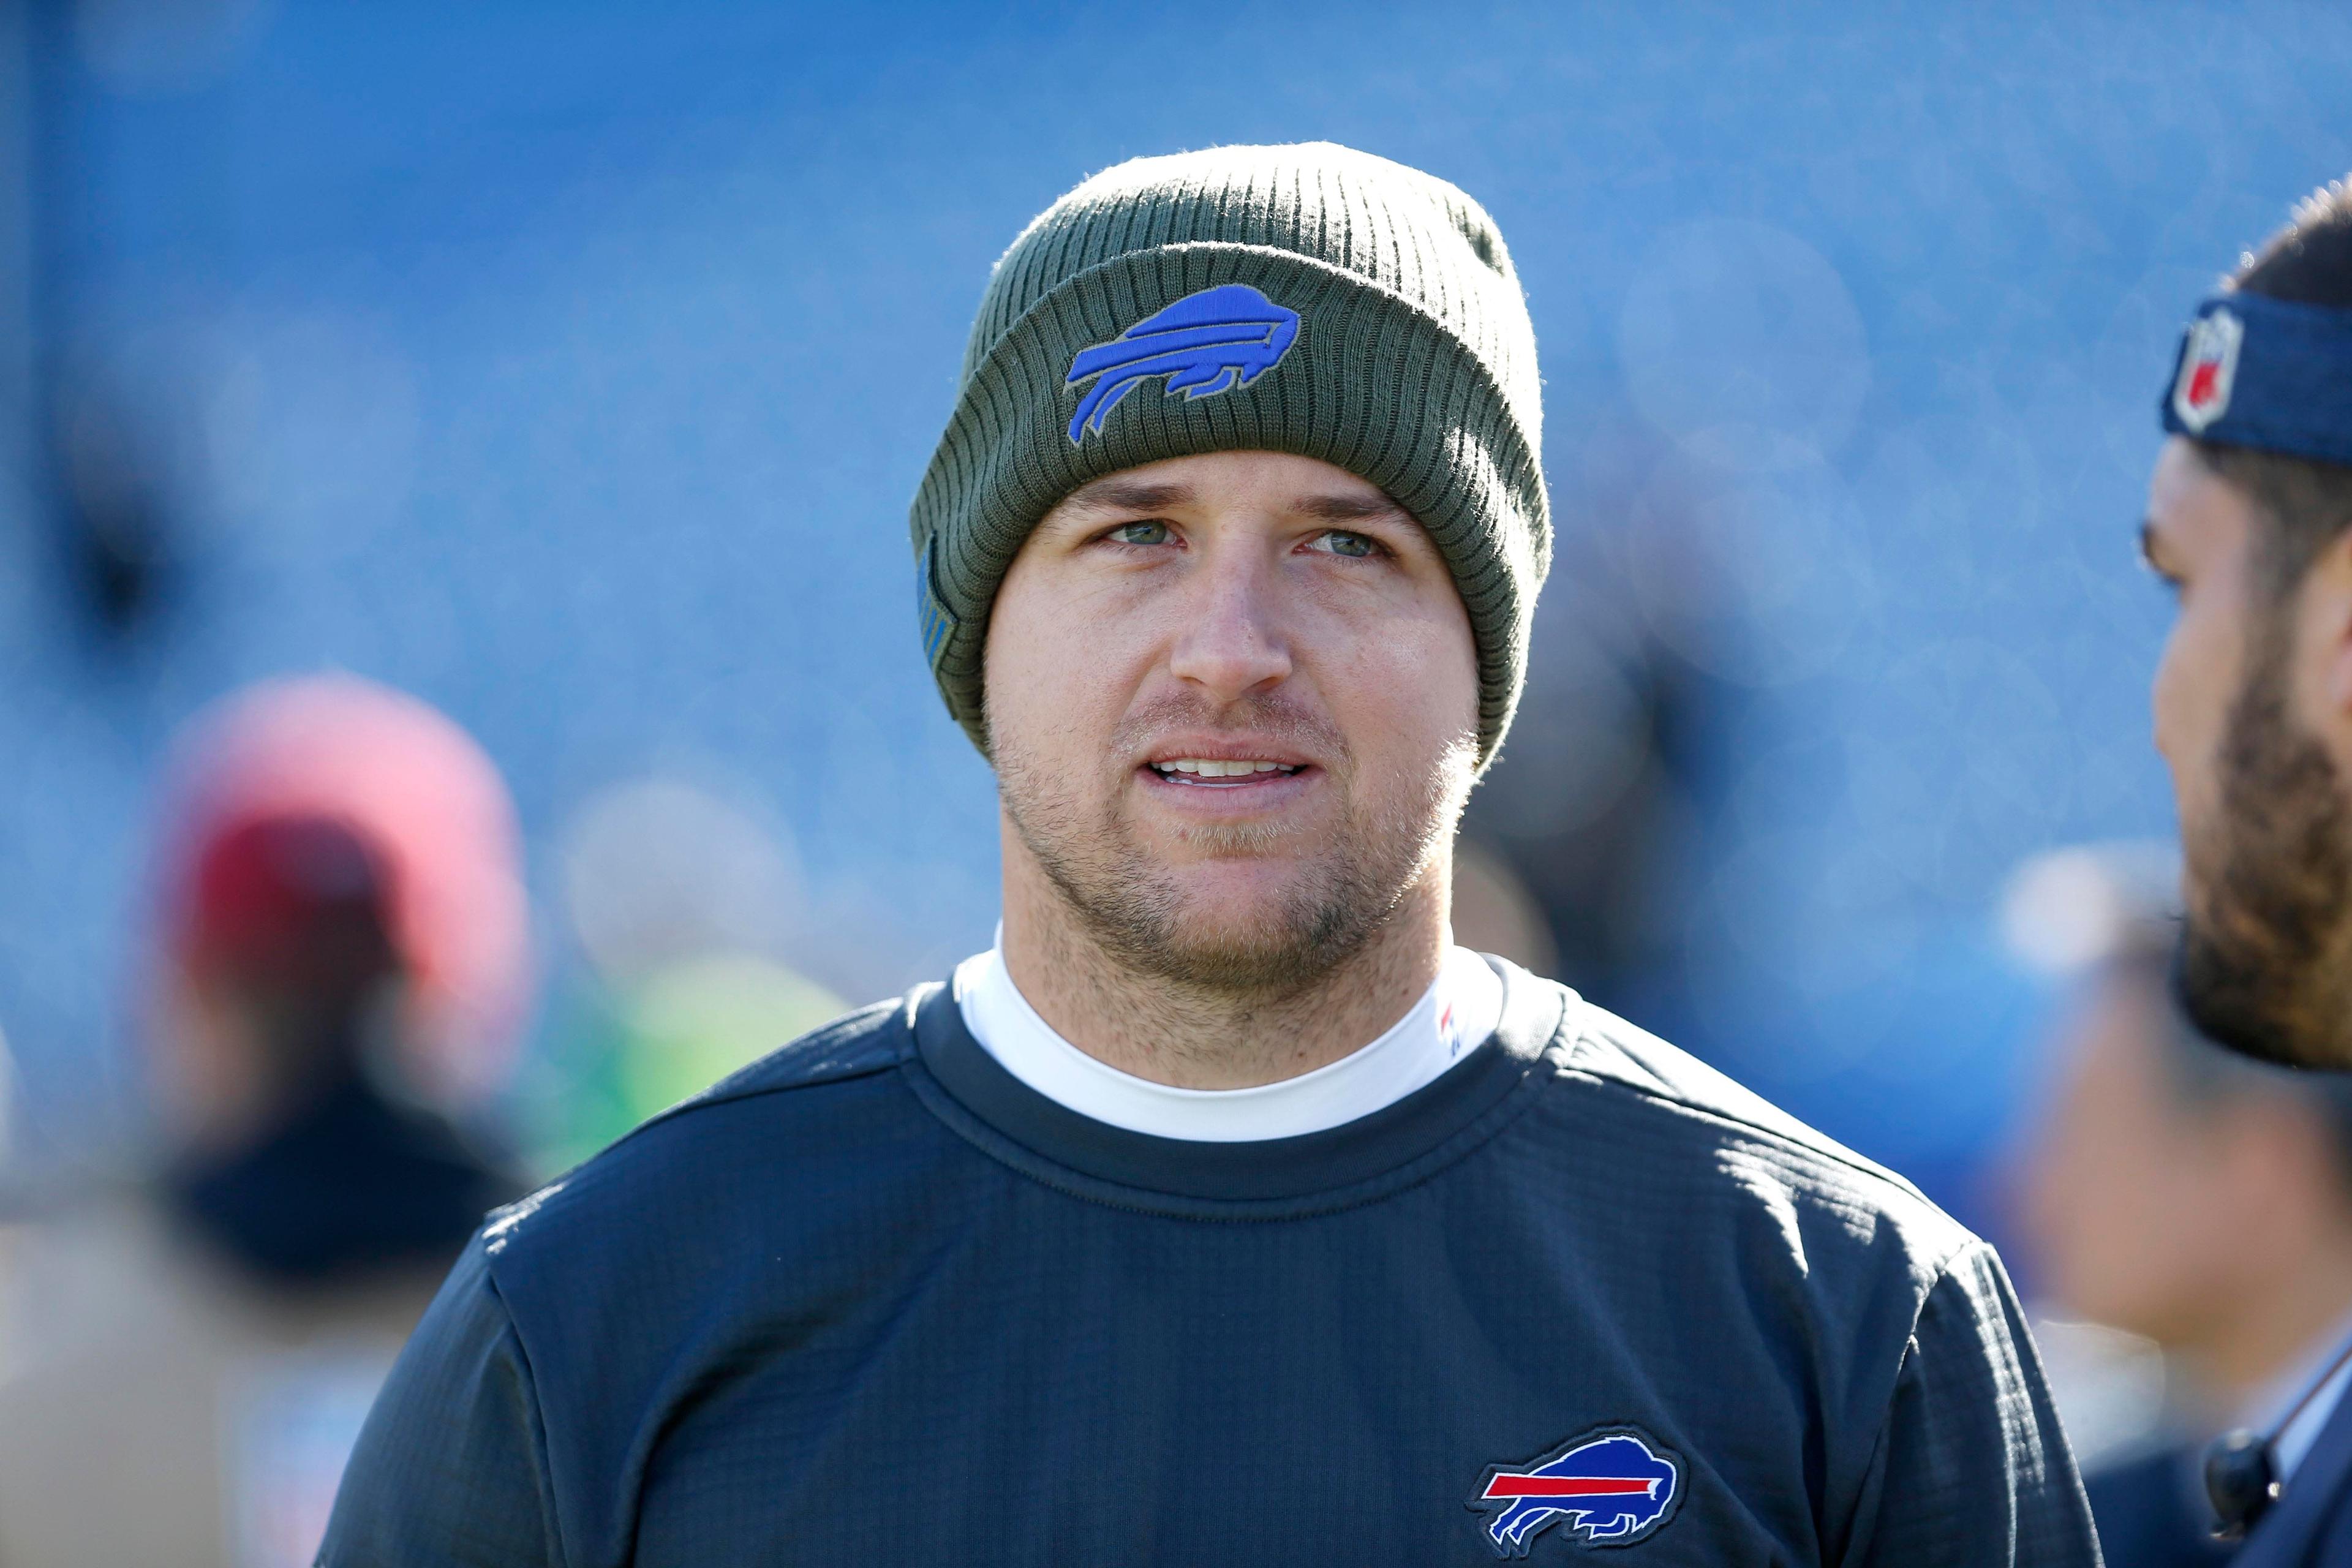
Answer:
[
  {"left": 2152, "top": 612, "right": 2198, "bottom": 766},
  {"left": 2172, "top": 726, "right": 2225, "bottom": 854}
]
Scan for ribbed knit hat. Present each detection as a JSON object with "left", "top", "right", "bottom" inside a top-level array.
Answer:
[{"left": 910, "top": 141, "right": 1548, "bottom": 767}]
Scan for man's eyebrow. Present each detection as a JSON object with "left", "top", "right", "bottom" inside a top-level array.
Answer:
[
  {"left": 1295, "top": 492, "right": 1411, "bottom": 524},
  {"left": 1057, "top": 478, "right": 1195, "bottom": 516},
  {"left": 2138, "top": 518, "right": 2166, "bottom": 570}
]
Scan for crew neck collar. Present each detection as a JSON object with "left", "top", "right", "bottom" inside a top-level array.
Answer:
[
  {"left": 902, "top": 956, "right": 1574, "bottom": 1218},
  {"left": 952, "top": 940, "right": 1504, "bottom": 1142}
]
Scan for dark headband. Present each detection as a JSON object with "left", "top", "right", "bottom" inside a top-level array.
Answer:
[{"left": 2161, "top": 292, "right": 2352, "bottom": 468}]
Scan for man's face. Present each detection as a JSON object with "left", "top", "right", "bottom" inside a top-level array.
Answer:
[
  {"left": 2145, "top": 437, "right": 2352, "bottom": 1068},
  {"left": 984, "top": 450, "right": 1481, "bottom": 991}
]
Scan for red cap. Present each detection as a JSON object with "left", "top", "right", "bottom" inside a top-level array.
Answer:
[
  {"left": 156, "top": 675, "right": 530, "bottom": 1104},
  {"left": 184, "top": 813, "right": 394, "bottom": 987}
]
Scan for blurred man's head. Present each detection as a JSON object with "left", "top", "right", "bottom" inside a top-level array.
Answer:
[
  {"left": 151, "top": 676, "right": 527, "bottom": 1151},
  {"left": 2144, "top": 178, "right": 2352, "bottom": 1068},
  {"left": 171, "top": 813, "right": 402, "bottom": 1136},
  {"left": 2015, "top": 851, "right": 2352, "bottom": 1400}
]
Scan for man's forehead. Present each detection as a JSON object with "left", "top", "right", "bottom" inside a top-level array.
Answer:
[
  {"left": 1051, "top": 454, "right": 1408, "bottom": 522},
  {"left": 1055, "top": 476, "right": 1193, "bottom": 517},
  {"left": 2146, "top": 437, "right": 2253, "bottom": 553},
  {"left": 2147, "top": 439, "right": 2204, "bottom": 514}
]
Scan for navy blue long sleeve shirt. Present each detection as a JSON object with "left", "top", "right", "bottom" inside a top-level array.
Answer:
[{"left": 320, "top": 960, "right": 2099, "bottom": 1564}]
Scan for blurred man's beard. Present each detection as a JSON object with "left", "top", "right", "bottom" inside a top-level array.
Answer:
[
  {"left": 994, "top": 696, "right": 1470, "bottom": 995},
  {"left": 2176, "top": 620, "right": 2352, "bottom": 1069}
]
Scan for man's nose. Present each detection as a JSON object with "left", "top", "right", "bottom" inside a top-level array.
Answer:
[{"left": 1166, "top": 555, "right": 1293, "bottom": 703}]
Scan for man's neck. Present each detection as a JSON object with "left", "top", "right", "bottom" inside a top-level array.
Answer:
[{"left": 998, "top": 850, "right": 1448, "bottom": 1091}]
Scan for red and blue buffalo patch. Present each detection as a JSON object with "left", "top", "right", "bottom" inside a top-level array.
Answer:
[{"left": 1470, "top": 1427, "right": 1683, "bottom": 1555}]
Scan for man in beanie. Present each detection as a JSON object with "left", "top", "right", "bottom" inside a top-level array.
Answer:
[
  {"left": 2140, "top": 178, "right": 2352, "bottom": 1562},
  {"left": 323, "top": 144, "right": 2094, "bottom": 1564}
]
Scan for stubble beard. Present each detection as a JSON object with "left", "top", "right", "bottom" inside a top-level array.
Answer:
[
  {"left": 995, "top": 698, "right": 1472, "bottom": 998},
  {"left": 2176, "top": 616, "right": 2352, "bottom": 1069}
]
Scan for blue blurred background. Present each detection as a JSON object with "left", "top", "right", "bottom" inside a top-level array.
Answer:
[{"left": 5, "top": 0, "right": 2351, "bottom": 1253}]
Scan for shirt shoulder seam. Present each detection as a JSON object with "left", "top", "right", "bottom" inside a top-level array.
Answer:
[
  {"left": 1861, "top": 1238, "right": 1998, "bottom": 1456},
  {"left": 1556, "top": 1017, "right": 1950, "bottom": 1219},
  {"left": 478, "top": 1263, "right": 574, "bottom": 1568},
  {"left": 567, "top": 996, "right": 919, "bottom": 1156}
]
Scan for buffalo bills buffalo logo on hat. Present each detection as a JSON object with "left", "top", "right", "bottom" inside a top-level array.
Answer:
[
  {"left": 2173, "top": 306, "right": 2245, "bottom": 435},
  {"left": 1470, "top": 1427, "right": 1683, "bottom": 1555},
  {"left": 1065, "top": 284, "right": 1300, "bottom": 443}
]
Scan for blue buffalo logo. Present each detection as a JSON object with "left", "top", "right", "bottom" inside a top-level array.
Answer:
[
  {"left": 1064, "top": 284, "right": 1300, "bottom": 443},
  {"left": 1471, "top": 1428, "right": 1681, "bottom": 1555}
]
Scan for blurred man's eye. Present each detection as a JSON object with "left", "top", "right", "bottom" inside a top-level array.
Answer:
[{"left": 1106, "top": 520, "right": 1174, "bottom": 546}]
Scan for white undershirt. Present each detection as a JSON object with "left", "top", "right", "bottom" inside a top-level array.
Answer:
[{"left": 952, "top": 937, "right": 1505, "bottom": 1142}]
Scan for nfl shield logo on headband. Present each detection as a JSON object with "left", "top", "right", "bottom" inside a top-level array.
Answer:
[{"left": 2173, "top": 307, "right": 2245, "bottom": 434}]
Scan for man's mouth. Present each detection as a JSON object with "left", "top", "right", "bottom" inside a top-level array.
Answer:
[{"left": 1147, "top": 758, "right": 1305, "bottom": 786}]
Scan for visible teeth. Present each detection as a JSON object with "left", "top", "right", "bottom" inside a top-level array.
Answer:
[{"left": 1151, "top": 758, "right": 1300, "bottom": 778}]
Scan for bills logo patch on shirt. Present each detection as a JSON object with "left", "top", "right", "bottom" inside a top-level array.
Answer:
[
  {"left": 1064, "top": 284, "right": 1300, "bottom": 443},
  {"left": 1470, "top": 1427, "right": 1683, "bottom": 1555},
  {"left": 2173, "top": 306, "right": 2244, "bottom": 434}
]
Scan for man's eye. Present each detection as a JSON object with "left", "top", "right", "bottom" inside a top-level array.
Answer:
[
  {"left": 1309, "top": 530, "right": 1382, "bottom": 559},
  {"left": 1106, "top": 520, "right": 1174, "bottom": 547}
]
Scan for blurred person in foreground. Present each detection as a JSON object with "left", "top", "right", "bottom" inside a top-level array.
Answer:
[
  {"left": 2142, "top": 177, "right": 2352, "bottom": 1561},
  {"left": 0, "top": 674, "right": 527, "bottom": 1568},
  {"left": 2013, "top": 848, "right": 2352, "bottom": 1566},
  {"left": 324, "top": 143, "right": 2095, "bottom": 1564}
]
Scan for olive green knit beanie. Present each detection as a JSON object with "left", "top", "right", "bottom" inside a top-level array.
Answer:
[{"left": 909, "top": 141, "right": 1549, "bottom": 767}]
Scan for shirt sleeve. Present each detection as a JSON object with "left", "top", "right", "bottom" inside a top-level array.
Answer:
[
  {"left": 1842, "top": 1241, "right": 2105, "bottom": 1568},
  {"left": 316, "top": 1238, "right": 565, "bottom": 1567}
]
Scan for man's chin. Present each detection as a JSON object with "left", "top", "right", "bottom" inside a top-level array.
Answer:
[
  {"left": 2171, "top": 655, "right": 2352, "bottom": 1071},
  {"left": 2176, "top": 912, "right": 2351, "bottom": 1070},
  {"left": 1123, "top": 905, "right": 1348, "bottom": 990},
  {"left": 1064, "top": 862, "right": 1394, "bottom": 993}
]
